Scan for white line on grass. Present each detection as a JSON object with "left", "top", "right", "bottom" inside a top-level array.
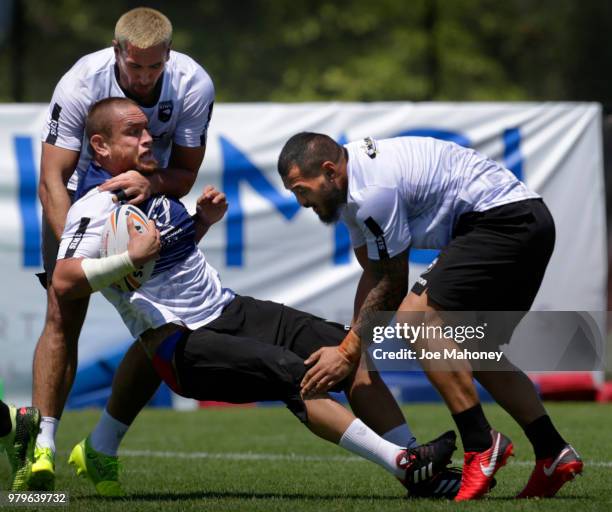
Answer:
[
  {"left": 120, "top": 450, "right": 612, "bottom": 468},
  {"left": 121, "top": 450, "right": 361, "bottom": 462}
]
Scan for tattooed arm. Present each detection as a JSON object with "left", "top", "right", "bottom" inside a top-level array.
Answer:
[
  {"left": 301, "top": 246, "right": 409, "bottom": 396},
  {"left": 352, "top": 245, "right": 377, "bottom": 324},
  {"left": 352, "top": 247, "right": 408, "bottom": 339}
]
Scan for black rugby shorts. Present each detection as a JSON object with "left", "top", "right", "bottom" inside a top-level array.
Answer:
[
  {"left": 411, "top": 198, "right": 555, "bottom": 312},
  {"left": 174, "top": 295, "right": 348, "bottom": 422}
]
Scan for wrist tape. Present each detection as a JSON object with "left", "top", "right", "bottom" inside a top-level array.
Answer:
[
  {"left": 81, "top": 252, "right": 135, "bottom": 291},
  {"left": 338, "top": 329, "right": 362, "bottom": 364}
]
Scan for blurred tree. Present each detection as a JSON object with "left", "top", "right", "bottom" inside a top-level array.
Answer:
[{"left": 0, "top": 0, "right": 610, "bottom": 105}]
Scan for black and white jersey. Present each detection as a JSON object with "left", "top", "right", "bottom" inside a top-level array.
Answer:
[
  {"left": 41, "top": 47, "right": 215, "bottom": 191},
  {"left": 341, "top": 136, "right": 540, "bottom": 260},
  {"left": 57, "top": 164, "right": 234, "bottom": 338}
]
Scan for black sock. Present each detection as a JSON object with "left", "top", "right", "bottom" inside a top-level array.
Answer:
[
  {"left": 0, "top": 400, "right": 11, "bottom": 437},
  {"left": 524, "top": 415, "right": 567, "bottom": 459},
  {"left": 452, "top": 403, "right": 491, "bottom": 452}
]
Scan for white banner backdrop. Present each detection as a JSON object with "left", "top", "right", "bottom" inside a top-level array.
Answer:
[{"left": 0, "top": 102, "right": 606, "bottom": 401}]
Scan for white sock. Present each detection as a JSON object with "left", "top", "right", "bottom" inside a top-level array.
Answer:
[
  {"left": 383, "top": 423, "right": 418, "bottom": 448},
  {"left": 36, "top": 416, "right": 59, "bottom": 453},
  {"left": 89, "top": 409, "right": 129, "bottom": 456},
  {"left": 339, "top": 419, "right": 404, "bottom": 478}
]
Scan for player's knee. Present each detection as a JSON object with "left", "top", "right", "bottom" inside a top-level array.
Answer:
[{"left": 286, "top": 396, "right": 309, "bottom": 424}]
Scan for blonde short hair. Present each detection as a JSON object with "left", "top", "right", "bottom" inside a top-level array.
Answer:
[{"left": 114, "top": 7, "right": 172, "bottom": 50}]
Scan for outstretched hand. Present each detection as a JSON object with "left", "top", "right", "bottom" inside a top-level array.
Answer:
[{"left": 300, "top": 346, "right": 355, "bottom": 397}]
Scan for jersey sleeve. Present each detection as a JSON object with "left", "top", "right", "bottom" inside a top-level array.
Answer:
[
  {"left": 41, "top": 71, "right": 90, "bottom": 152},
  {"left": 354, "top": 187, "right": 411, "bottom": 260},
  {"left": 57, "top": 192, "right": 113, "bottom": 260},
  {"left": 174, "top": 67, "right": 215, "bottom": 148}
]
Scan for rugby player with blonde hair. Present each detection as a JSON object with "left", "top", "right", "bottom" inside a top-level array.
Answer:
[
  {"left": 31, "top": 7, "right": 215, "bottom": 490},
  {"left": 114, "top": 7, "right": 172, "bottom": 50}
]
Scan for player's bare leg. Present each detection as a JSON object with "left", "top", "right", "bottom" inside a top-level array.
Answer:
[
  {"left": 66, "top": 342, "right": 161, "bottom": 499},
  {"left": 66, "top": 334, "right": 164, "bottom": 498},
  {"left": 398, "top": 291, "right": 511, "bottom": 501},
  {"left": 345, "top": 357, "right": 416, "bottom": 446},
  {"left": 32, "top": 288, "right": 88, "bottom": 420},
  {"left": 73, "top": 340, "right": 163, "bottom": 467},
  {"left": 77, "top": 329, "right": 164, "bottom": 463},
  {"left": 302, "top": 394, "right": 354, "bottom": 442},
  {"left": 30, "top": 287, "right": 89, "bottom": 490},
  {"left": 471, "top": 311, "right": 547, "bottom": 426},
  {"left": 399, "top": 291, "right": 481, "bottom": 413},
  {"left": 474, "top": 363, "right": 580, "bottom": 498},
  {"left": 474, "top": 364, "right": 545, "bottom": 427},
  {"left": 302, "top": 394, "right": 456, "bottom": 493},
  {"left": 106, "top": 340, "right": 161, "bottom": 425}
]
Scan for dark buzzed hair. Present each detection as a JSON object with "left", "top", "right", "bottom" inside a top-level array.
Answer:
[
  {"left": 85, "top": 97, "right": 139, "bottom": 141},
  {"left": 277, "top": 132, "right": 344, "bottom": 178}
]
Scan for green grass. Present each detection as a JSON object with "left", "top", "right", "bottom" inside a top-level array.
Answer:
[{"left": 1, "top": 403, "right": 611, "bottom": 511}]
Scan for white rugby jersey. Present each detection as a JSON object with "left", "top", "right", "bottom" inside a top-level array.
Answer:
[
  {"left": 341, "top": 136, "right": 540, "bottom": 260},
  {"left": 41, "top": 47, "right": 215, "bottom": 191},
  {"left": 57, "top": 185, "right": 234, "bottom": 338}
]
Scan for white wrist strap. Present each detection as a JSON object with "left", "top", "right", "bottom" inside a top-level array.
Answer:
[{"left": 81, "top": 252, "right": 136, "bottom": 291}]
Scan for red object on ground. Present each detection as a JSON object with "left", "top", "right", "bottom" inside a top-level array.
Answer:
[
  {"left": 529, "top": 372, "right": 598, "bottom": 401},
  {"left": 596, "top": 381, "right": 612, "bottom": 402}
]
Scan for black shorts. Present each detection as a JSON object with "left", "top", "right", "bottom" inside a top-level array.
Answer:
[
  {"left": 411, "top": 198, "right": 555, "bottom": 311},
  {"left": 173, "top": 295, "right": 348, "bottom": 422}
]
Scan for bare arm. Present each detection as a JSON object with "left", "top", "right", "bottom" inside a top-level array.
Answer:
[
  {"left": 301, "top": 248, "right": 409, "bottom": 396},
  {"left": 53, "top": 219, "right": 160, "bottom": 300},
  {"left": 351, "top": 249, "right": 409, "bottom": 342},
  {"left": 352, "top": 245, "right": 378, "bottom": 325},
  {"left": 98, "top": 144, "right": 205, "bottom": 203},
  {"left": 38, "top": 143, "right": 80, "bottom": 239},
  {"left": 154, "top": 144, "right": 205, "bottom": 198},
  {"left": 53, "top": 258, "right": 93, "bottom": 299}
]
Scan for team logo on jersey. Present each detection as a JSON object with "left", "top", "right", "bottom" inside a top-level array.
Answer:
[
  {"left": 158, "top": 100, "right": 174, "bottom": 122},
  {"left": 361, "top": 137, "right": 378, "bottom": 159},
  {"left": 147, "top": 196, "right": 173, "bottom": 234}
]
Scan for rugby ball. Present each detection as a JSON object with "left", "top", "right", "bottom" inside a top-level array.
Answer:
[{"left": 100, "top": 204, "right": 155, "bottom": 292}]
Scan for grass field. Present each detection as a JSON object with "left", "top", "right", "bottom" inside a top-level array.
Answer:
[{"left": 1, "top": 402, "right": 611, "bottom": 511}]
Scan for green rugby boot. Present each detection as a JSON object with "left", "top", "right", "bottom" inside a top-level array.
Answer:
[
  {"left": 0, "top": 406, "right": 41, "bottom": 491},
  {"left": 29, "top": 446, "right": 56, "bottom": 490},
  {"left": 68, "top": 437, "right": 124, "bottom": 497}
]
